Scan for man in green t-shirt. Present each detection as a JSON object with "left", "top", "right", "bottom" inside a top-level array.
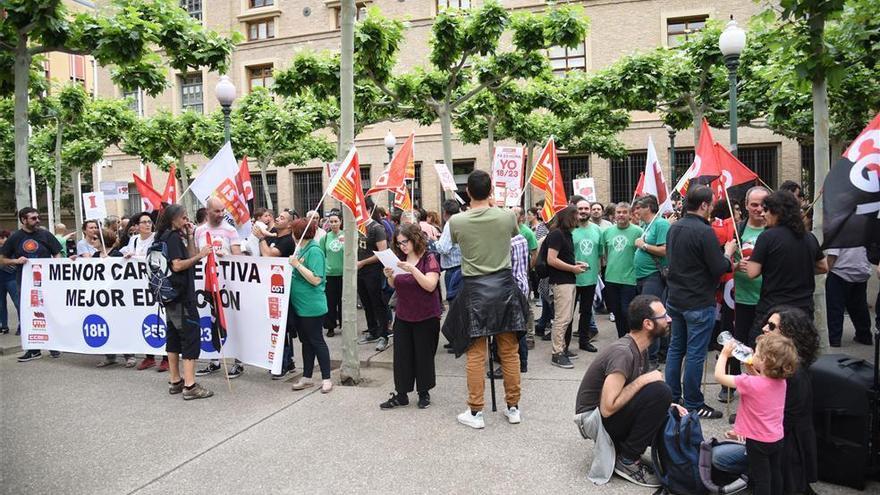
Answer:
[
  {"left": 319, "top": 212, "right": 344, "bottom": 337},
  {"left": 632, "top": 195, "right": 670, "bottom": 368},
  {"left": 601, "top": 202, "right": 643, "bottom": 338},
  {"left": 570, "top": 199, "right": 603, "bottom": 352}
]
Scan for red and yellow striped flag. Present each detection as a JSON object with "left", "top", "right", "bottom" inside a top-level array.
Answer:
[
  {"left": 328, "top": 147, "right": 370, "bottom": 234},
  {"left": 529, "top": 138, "right": 567, "bottom": 221},
  {"left": 393, "top": 185, "right": 412, "bottom": 211}
]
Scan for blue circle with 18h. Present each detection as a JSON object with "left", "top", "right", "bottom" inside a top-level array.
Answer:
[
  {"left": 142, "top": 314, "right": 167, "bottom": 348},
  {"left": 82, "top": 314, "right": 110, "bottom": 348},
  {"left": 199, "top": 316, "right": 226, "bottom": 353}
]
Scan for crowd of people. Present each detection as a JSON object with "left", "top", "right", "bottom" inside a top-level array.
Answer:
[{"left": 1, "top": 171, "right": 879, "bottom": 493}]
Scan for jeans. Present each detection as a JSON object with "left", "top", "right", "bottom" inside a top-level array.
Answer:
[
  {"left": 712, "top": 443, "right": 748, "bottom": 475},
  {"left": 444, "top": 266, "right": 463, "bottom": 301},
  {"left": 357, "top": 268, "right": 389, "bottom": 339},
  {"left": 665, "top": 304, "right": 715, "bottom": 410},
  {"left": 295, "top": 313, "right": 331, "bottom": 380},
  {"left": 605, "top": 282, "right": 637, "bottom": 338},
  {"left": 638, "top": 273, "right": 668, "bottom": 362},
  {"left": 536, "top": 296, "right": 553, "bottom": 334},
  {"left": 602, "top": 381, "right": 673, "bottom": 460},
  {"left": 826, "top": 272, "right": 872, "bottom": 345},
  {"left": 0, "top": 275, "right": 19, "bottom": 330},
  {"left": 324, "top": 275, "right": 342, "bottom": 330},
  {"left": 566, "top": 285, "right": 597, "bottom": 349}
]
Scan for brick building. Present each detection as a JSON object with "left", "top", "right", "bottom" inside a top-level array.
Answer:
[{"left": 94, "top": 0, "right": 806, "bottom": 217}]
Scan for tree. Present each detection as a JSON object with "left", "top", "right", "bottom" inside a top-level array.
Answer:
[{"left": 1, "top": 0, "right": 237, "bottom": 214}]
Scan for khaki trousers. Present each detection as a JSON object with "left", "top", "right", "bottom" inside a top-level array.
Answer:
[
  {"left": 551, "top": 284, "right": 577, "bottom": 354},
  {"left": 465, "top": 332, "right": 521, "bottom": 411}
]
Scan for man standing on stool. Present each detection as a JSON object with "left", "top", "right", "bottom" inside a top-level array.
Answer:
[{"left": 442, "top": 170, "right": 529, "bottom": 429}]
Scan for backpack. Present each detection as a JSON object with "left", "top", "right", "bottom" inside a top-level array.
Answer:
[
  {"left": 534, "top": 237, "right": 550, "bottom": 279},
  {"left": 146, "top": 237, "right": 177, "bottom": 305},
  {"left": 651, "top": 407, "right": 707, "bottom": 495},
  {"left": 698, "top": 438, "right": 749, "bottom": 494}
]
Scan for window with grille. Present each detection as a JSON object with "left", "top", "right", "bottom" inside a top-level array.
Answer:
[
  {"left": 737, "top": 146, "right": 777, "bottom": 190},
  {"left": 437, "top": 0, "right": 470, "bottom": 10},
  {"left": 250, "top": 0, "right": 273, "bottom": 8},
  {"left": 548, "top": 43, "right": 587, "bottom": 75},
  {"left": 610, "top": 151, "right": 648, "bottom": 204},
  {"left": 248, "top": 65, "right": 274, "bottom": 91},
  {"left": 127, "top": 184, "right": 142, "bottom": 216},
  {"left": 293, "top": 170, "right": 324, "bottom": 217},
  {"left": 670, "top": 147, "right": 696, "bottom": 188},
  {"left": 180, "top": 73, "right": 203, "bottom": 113},
  {"left": 247, "top": 18, "right": 275, "bottom": 41},
  {"left": 800, "top": 144, "right": 815, "bottom": 201},
  {"left": 413, "top": 162, "right": 423, "bottom": 206},
  {"left": 252, "top": 171, "right": 278, "bottom": 211},
  {"left": 360, "top": 166, "right": 371, "bottom": 195},
  {"left": 452, "top": 160, "right": 474, "bottom": 204},
  {"left": 69, "top": 54, "right": 86, "bottom": 86},
  {"left": 667, "top": 16, "right": 707, "bottom": 47},
  {"left": 334, "top": 2, "right": 368, "bottom": 28},
  {"left": 180, "top": 0, "right": 202, "bottom": 20},
  {"left": 123, "top": 89, "right": 143, "bottom": 116},
  {"left": 558, "top": 155, "right": 590, "bottom": 199}
]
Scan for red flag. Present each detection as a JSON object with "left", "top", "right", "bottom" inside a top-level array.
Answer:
[
  {"left": 144, "top": 164, "right": 154, "bottom": 189},
  {"left": 203, "top": 232, "right": 227, "bottom": 352},
  {"left": 367, "top": 132, "right": 413, "bottom": 195},
  {"left": 711, "top": 143, "right": 759, "bottom": 199},
  {"left": 237, "top": 156, "right": 254, "bottom": 202},
  {"left": 529, "top": 138, "right": 567, "bottom": 221},
  {"left": 161, "top": 166, "right": 178, "bottom": 204},
  {"left": 633, "top": 172, "right": 645, "bottom": 198},
  {"left": 674, "top": 119, "right": 722, "bottom": 196},
  {"left": 133, "top": 174, "right": 163, "bottom": 213},
  {"left": 329, "top": 147, "right": 370, "bottom": 233},
  {"left": 393, "top": 185, "right": 412, "bottom": 211}
]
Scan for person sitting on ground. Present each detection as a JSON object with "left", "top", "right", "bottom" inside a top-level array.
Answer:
[
  {"left": 574, "top": 295, "right": 679, "bottom": 488},
  {"left": 380, "top": 223, "right": 442, "bottom": 410}
]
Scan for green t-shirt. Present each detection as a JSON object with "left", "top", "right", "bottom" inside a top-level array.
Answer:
[
  {"left": 290, "top": 242, "right": 327, "bottom": 317},
  {"left": 734, "top": 224, "right": 765, "bottom": 305},
  {"left": 320, "top": 230, "right": 344, "bottom": 277},
  {"left": 601, "top": 224, "right": 643, "bottom": 286},
  {"left": 450, "top": 207, "right": 519, "bottom": 277},
  {"left": 519, "top": 223, "right": 538, "bottom": 251},
  {"left": 55, "top": 235, "right": 68, "bottom": 257},
  {"left": 633, "top": 217, "right": 670, "bottom": 280},
  {"left": 572, "top": 223, "right": 602, "bottom": 287}
]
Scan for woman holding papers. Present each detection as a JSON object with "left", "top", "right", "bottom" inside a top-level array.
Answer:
[
  {"left": 380, "top": 223, "right": 442, "bottom": 410},
  {"left": 288, "top": 219, "right": 333, "bottom": 394}
]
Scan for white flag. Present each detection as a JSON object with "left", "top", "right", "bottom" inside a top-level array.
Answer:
[{"left": 189, "top": 142, "right": 239, "bottom": 205}]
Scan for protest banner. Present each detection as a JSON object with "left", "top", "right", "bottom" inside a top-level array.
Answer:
[
  {"left": 433, "top": 161, "right": 464, "bottom": 203},
  {"left": 572, "top": 177, "right": 597, "bottom": 202},
  {"left": 82, "top": 191, "right": 107, "bottom": 220},
  {"left": 19, "top": 256, "right": 290, "bottom": 373},
  {"left": 491, "top": 146, "right": 525, "bottom": 207},
  {"left": 99, "top": 181, "right": 130, "bottom": 200}
]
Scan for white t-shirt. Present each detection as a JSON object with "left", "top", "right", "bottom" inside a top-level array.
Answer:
[
  {"left": 121, "top": 233, "right": 155, "bottom": 257},
  {"left": 244, "top": 221, "right": 270, "bottom": 257},
  {"left": 195, "top": 222, "right": 240, "bottom": 255},
  {"left": 76, "top": 238, "right": 99, "bottom": 256}
]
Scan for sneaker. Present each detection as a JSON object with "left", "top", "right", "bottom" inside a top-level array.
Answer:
[
  {"left": 854, "top": 335, "right": 873, "bottom": 346},
  {"left": 693, "top": 404, "right": 723, "bottom": 419},
  {"left": 49, "top": 351, "right": 61, "bottom": 358},
  {"left": 564, "top": 349, "right": 579, "bottom": 359},
  {"left": 380, "top": 392, "right": 409, "bottom": 409},
  {"left": 375, "top": 337, "right": 389, "bottom": 351},
  {"left": 551, "top": 353, "right": 574, "bottom": 369},
  {"left": 520, "top": 362, "right": 527, "bottom": 373},
  {"left": 227, "top": 364, "right": 244, "bottom": 379},
  {"left": 526, "top": 336, "right": 535, "bottom": 350},
  {"left": 358, "top": 335, "right": 379, "bottom": 344},
  {"left": 271, "top": 369, "right": 291, "bottom": 380},
  {"left": 579, "top": 343, "right": 598, "bottom": 353},
  {"left": 17, "top": 350, "right": 42, "bottom": 362},
  {"left": 326, "top": 328, "right": 335, "bottom": 337},
  {"left": 504, "top": 406, "right": 522, "bottom": 424},
  {"left": 717, "top": 386, "right": 737, "bottom": 403},
  {"left": 168, "top": 380, "right": 184, "bottom": 395},
  {"left": 321, "top": 379, "right": 333, "bottom": 394},
  {"left": 0, "top": 326, "right": 8, "bottom": 334},
  {"left": 613, "top": 457, "right": 661, "bottom": 488},
  {"left": 291, "top": 378, "right": 314, "bottom": 391},
  {"left": 609, "top": 313, "right": 616, "bottom": 322},
  {"left": 137, "top": 357, "right": 156, "bottom": 370},
  {"left": 157, "top": 358, "right": 169, "bottom": 372},
  {"left": 457, "top": 409, "right": 485, "bottom": 429},
  {"left": 196, "top": 362, "right": 221, "bottom": 376},
  {"left": 417, "top": 392, "right": 430, "bottom": 409},
  {"left": 125, "top": 356, "right": 137, "bottom": 368},
  {"left": 182, "top": 383, "right": 214, "bottom": 400},
  {"left": 96, "top": 358, "right": 118, "bottom": 368},
  {"left": 541, "top": 333, "right": 552, "bottom": 341}
]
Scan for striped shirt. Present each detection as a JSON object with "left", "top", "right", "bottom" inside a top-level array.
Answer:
[
  {"left": 510, "top": 234, "right": 530, "bottom": 296},
  {"left": 435, "top": 221, "right": 462, "bottom": 270}
]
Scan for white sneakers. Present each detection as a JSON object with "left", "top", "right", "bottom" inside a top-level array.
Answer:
[{"left": 457, "top": 407, "right": 522, "bottom": 428}]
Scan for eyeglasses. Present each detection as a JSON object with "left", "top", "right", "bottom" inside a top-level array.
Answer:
[
  {"left": 649, "top": 313, "right": 669, "bottom": 321},
  {"left": 396, "top": 239, "right": 411, "bottom": 247},
  {"left": 139, "top": 220, "right": 153, "bottom": 225}
]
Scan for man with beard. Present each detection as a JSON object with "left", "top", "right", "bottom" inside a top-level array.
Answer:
[
  {"left": 574, "top": 295, "right": 677, "bottom": 488},
  {"left": 570, "top": 199, "right": 602, "bottom": 352}
]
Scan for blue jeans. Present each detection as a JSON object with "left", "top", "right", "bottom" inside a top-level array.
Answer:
[
  {"left": 537, "top": 296, "right": 553, "bottom": 334},
  {"left": 638, "top": 273, "right": 668, "bottom": 362},
  {"left": 0, "top": 276, "right": 19, "bottom": 330},
  {"left": 664, "top": 304, "right": 715, "bottom": 410},
  {"left": 713, "top": 443, "right": 748, "bottom": 475}
]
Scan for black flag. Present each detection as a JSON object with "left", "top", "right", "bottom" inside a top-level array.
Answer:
[{"left": 822, "top": 113, "right": 880, "bottom": 249}]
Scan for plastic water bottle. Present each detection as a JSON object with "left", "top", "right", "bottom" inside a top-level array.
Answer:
[{"left": 717, "top": 331, "right": 755, "bottom": 364}]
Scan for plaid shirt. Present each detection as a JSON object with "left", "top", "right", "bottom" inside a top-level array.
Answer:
[
  {"left": 510, "top": 234, "right": 530, "bottom": 296},
  {"left": 435, "top": 221, "right": 462, "bottom": 270}
]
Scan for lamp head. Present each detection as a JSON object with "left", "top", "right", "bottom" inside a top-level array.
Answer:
[
  {"left": 384, "top": 130, "right": 397, "bottom": 149},
  {"left": 215, "top": 75, "right": 236, "bottom": 107},
  {"left": 719, "top": 17, "right": 746, "bottom": 57}
]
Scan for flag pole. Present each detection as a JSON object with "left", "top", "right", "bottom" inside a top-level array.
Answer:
[
  {"left": 724, "top": 192, "right": 743, "bottom": 255},
  {"left": 757, "top": 177, "right": 774, "bottom": 191}
]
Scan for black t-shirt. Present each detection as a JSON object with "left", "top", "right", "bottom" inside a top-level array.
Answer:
[
  {"left": 267, "top": 230, "right": 295, "bottom": 257},
  {"left": 358, "top": 221, "right": 387, "bottom": 272},
  {"left": 1, "top": 228, "right": 62, "bottom": 284},
  {"left": 750, "top": 226, "right": 823, "bottom": 312},
  {"left": 159, "top": 230, "right": 196, "bottom": 303},
  {"left": 546, "top": 228, "right": 575, "bottom": 285}
]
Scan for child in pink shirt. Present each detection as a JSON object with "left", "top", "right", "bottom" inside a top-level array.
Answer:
[{"left": 714, "top": 332, "right": 798, "bottom": 495}]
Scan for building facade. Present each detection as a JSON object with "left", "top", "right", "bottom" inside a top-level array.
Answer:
[{"left": 94, "top": 0, "right": 805, "bottom": 217}]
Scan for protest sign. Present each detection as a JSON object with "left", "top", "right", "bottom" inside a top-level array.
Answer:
[
  {"left": 491, "top": 147, "right": 525, "bottom": 207},
  {"left": 20, "top": 256, "right": 290, "bottom": 373},
  {"left": 433, "top": 162, "right": 457, "bottom": 192},
  {"left": 99, "top": 181, "right": 130, "bottom": 200},
  {"left": 82, "top": 192, "right": 108, "bottom": 220},
  {"left": 571, "top": 177, "right": 597, "bottom": 202}
]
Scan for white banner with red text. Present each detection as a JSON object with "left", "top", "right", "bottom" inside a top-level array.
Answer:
[{"left": 20, "top": 256, "right": 290, "bottom": 374}]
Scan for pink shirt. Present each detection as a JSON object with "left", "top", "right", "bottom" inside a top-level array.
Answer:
[
  {"left": 734, "top": 374, "right": 787, "bottom": 443},
  {"left": 194, "top": 223, "right": 240, "bottom": 256}
]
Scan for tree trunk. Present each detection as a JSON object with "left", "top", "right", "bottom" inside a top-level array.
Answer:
[
  {"left": 691, "top": 101, "right": 704, "bottom": 145},
  {"left": 487, "top": 116, "right": 495, "bottom": 164},
  {"left": 259, "top": 159, "right": 274, "bottom": 211},
  {"left": 71, "top": 166, "right": 83, "bottom": 239},
  {"left": 176, "top": 155, "right": 194, "bottom": 218},
  {"left": 438, "top": 105, "right": 455, "bottom": 172},
  {"left": 53, "top": 120, "right": 63, "bottom": 219},
  {"left": 14, "top": 39, "right": 32, "bottom": 216},
  {"left": 339, "top": 0, "right": 360, "bottom": 385},
  {"left": 809, "top": 13, "right": 829, "bottom": 347}
]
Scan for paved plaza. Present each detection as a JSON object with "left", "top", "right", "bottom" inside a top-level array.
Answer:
[{"left": 1, "top": 303, "right": 877, "bottom": 494}]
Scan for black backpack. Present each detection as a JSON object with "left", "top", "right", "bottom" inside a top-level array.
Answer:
[
  {"left": 146, "top": 236, "right": 177, "bottom": 304},
  {"left": 534, "top": 237, "right": 550, "bottom": 279}
]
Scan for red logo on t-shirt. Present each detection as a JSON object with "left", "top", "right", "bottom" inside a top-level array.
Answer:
[{"left": 22, "top": 239, "right": 38, "bottom": 254}]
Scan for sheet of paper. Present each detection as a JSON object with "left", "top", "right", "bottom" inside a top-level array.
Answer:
[{"left": 374, "top": 249, "right": 406, "bottom": 275}]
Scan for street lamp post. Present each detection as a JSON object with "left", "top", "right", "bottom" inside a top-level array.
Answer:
[
  {"left": 719, "top": 17, "right": 746, "bottom": 158},
  {"left": 384, "top": 130, "right": 397, "bottom": 208},
  {"left": 215, "top": 75, "right": 236, "bottom": 144},
  {"left": 665, "top": 124, "right": 677, "bottom": 186}
]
